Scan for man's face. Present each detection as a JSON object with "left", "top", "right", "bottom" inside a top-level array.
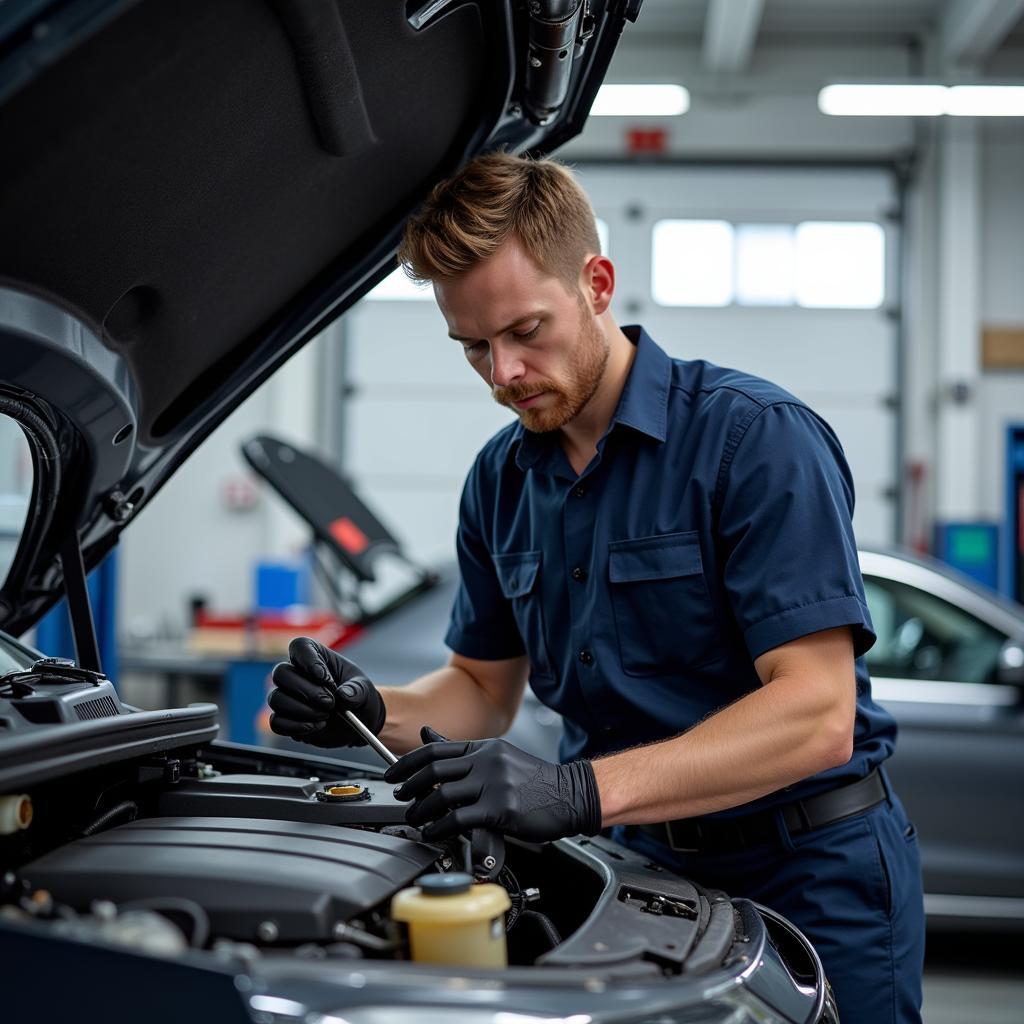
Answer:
[{"left": 435, "top": 237, "right": 608, "bottom": 433}]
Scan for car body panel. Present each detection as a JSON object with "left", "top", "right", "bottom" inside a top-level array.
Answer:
[{"left": 859, "top": 549, "right": 1024, "bottom": 922}]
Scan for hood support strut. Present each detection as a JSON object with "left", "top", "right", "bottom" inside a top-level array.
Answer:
[{"left": 58, "top": 533, "right": 101, "bottom": 674}]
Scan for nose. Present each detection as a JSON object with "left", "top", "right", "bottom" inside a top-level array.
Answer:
[{"left": 489, "top": 340, "right": 525, "bottom": 389}]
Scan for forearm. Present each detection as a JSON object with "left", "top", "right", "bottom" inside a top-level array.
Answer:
[
  {"left": 378, "top": 665, "right": 514, "bottom": 754},
  {"left": 592, "top": 671, "right": 854, "bottom": 826}
]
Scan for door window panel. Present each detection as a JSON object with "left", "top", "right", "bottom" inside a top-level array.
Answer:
[
  {"left": 863, "top": 576, "right": 1006, "bottom": 684},
  {"left": 794, "top": 221, "right": 885, "bottom": 308},
  {"left": 651, "top": 220, "right": 734, "bottom": 306},
  {"left": 735, "top": 224, "right": 796, "bottom": 306},
  {"left": 651, "top": 218, "right": 885, "bottom": 309}
]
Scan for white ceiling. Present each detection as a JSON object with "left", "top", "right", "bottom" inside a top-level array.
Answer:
[{"left": 627, "top": 0, "right": 1024, "bottom": 62}]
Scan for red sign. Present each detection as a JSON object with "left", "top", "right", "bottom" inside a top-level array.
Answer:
[{"left": 626, "top": 126, "right": 668, "bottom": 154}]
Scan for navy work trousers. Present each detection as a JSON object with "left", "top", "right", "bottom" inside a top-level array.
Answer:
[{"left": 614, "top": 790, "right": 925, "bottom": 1023}]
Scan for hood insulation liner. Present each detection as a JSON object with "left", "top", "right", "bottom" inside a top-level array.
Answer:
[{"left": 0, "top": 0, "right": 486, "bottom": 443}]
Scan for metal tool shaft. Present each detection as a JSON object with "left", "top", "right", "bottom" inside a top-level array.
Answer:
[{"left": 343, "top": 709, "right": 398, "bottom": 765}]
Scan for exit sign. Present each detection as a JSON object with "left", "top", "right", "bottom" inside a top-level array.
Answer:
[{"left": 626, "top": 126, "right": 668, "bottom": 154}]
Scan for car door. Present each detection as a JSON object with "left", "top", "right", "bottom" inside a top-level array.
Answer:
[{"left": 862, "top": 567, "right": 1024, "bottom": 919}]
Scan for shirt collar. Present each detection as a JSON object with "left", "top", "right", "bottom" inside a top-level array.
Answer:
[
  {"left": 512, "top": 325, "right": 671, "bottom": 472},
  {"left": 611, "top": 324, "right": 671, "bottom": 443}
]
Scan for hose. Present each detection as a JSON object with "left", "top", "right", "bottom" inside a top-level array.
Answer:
[
  {"left": 520, "top": 909, "right": 562, "bottom": 951},
  {"left": 81, "top": 800, "right": 138, "bottom": 836}
]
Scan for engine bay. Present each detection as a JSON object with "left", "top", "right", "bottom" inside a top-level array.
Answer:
[
  {"left": 0, "top": 662, "right": 837, "bottom": 1023},
  {"left": 1, "top": 732, "right": 741, "bottom": 977}
]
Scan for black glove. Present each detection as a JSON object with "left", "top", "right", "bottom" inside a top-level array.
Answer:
[
  {"left": 384, "top": 726, "right": 602, "bottom": 843},
  {"left": 268, "top": 637, "right": 385, "bottom": 748}
]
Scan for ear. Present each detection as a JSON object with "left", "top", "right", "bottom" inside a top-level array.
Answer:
[{"left": 581, "top": 254, "right": 615, "bottom": 316}]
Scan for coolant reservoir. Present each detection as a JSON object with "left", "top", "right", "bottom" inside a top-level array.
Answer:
[{"left": 391, "top": 872, "right": 511, "bottom": 968}]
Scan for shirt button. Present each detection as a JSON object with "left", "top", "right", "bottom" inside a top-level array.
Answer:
[
  {"left": 571, "top": 566, "right": 588, "bottom": 581},
  {"left": 578, "top": 649, "right": 594, "bottom": 666},
  {"left": 572, "top": 484, "right": 587, "bottom": 498}
]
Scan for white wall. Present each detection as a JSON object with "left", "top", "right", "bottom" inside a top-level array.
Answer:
[
  {"left": 903, "top": 117, "right": 1024, "bottom": 538},
  {"left": 117, "top": 335, "right": 328, "bottom": 639},
  {"left": 977, "top": 133, "right": 1024, "bottom": 521},
  {"left": 342, "top": 301, "right": 515, "bottom": 567}
]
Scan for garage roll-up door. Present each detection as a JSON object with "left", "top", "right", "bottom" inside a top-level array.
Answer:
[{"left": 577, "top": 163, "right": 900, "bottom": 548}]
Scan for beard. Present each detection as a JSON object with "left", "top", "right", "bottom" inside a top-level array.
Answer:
[{"left": 492, "top": 308, "right": 609, "bottom": 433}]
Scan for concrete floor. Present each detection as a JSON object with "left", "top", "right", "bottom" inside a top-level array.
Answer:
[{"left": 923, "top": 932, "right": 1022, "bottom": 1024}]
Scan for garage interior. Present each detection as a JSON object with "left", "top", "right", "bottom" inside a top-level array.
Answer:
[{"left": 1, "top": 1, "right": 1022, "bottom": 1022}]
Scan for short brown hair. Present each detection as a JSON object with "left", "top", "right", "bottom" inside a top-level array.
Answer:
[{"left": 398, "top": 152, "right": 600, "bottom": 290}]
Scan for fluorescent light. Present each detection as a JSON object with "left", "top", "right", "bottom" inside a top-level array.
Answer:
[
  {"left": 947, "top": 85, "right": 1024, "bottom": 116},
  {"left": 591, "top": 84, "right": 689, "bottom": 117},
  {"left": 819, "top": 84, "right": 947, "bottom": 117},
  {"left": 819, "top": 83, "right": 1024, "bottom": 117}
]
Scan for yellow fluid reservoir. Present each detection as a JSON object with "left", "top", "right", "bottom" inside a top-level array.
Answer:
[{"left": 391, "top": 872, "right": 511, "bottom": 968}]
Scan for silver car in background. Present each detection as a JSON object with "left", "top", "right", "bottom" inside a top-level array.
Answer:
[{"left": 859, "top": 549, "right": 1024, "bottom": 929}]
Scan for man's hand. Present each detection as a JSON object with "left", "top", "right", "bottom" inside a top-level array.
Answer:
[
  {"left": 268, "top": 637, "right": 385, "bottom": 748},
  {"left": 384, "top": 726, "right": 602, "bottom": 843}
]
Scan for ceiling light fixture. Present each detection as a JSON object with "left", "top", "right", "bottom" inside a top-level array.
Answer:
[
  {"left": 947, "top": 85, "right": 1024, "bottom": 116},
  {"left": 818, "top": 84, "right": 948, "bottom": 117},
  {"left": 819, "top": 83, "right": 1024, "bottom": 117},
  {"left": 591, "top": 84, "right": 690, "bottom": 117}
]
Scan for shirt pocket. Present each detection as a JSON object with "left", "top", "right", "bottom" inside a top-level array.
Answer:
[
  {"left": 608, "top": 531, "right": 720, "bottom": 676},
  {"left": 493, "top": 550, "right": 554, "bottom": 679}
]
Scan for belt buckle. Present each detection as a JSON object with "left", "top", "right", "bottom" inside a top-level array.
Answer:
[{"left": 665, "top": 820, "right": 702, "bottom": 854}]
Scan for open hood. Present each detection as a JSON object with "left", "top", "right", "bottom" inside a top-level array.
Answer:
[{"left": 0, "top": 0, "right": 641, "bottom": 637}]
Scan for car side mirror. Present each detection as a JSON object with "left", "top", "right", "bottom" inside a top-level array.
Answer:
[{"left": 995, "top": 640, "right": 1024, "bottom": 686}]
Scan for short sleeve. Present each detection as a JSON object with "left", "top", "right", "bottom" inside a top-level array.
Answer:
[
  {"left": 716, "top": 402, "right": 875, "bottom": 661},
  {"left": 443, "top": 460, "right": 526, "bottom": 660}
]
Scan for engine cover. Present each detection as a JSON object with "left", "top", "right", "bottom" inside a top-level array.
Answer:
[{"left": 21, "top": 816, "right": 439, "bottom": 943}]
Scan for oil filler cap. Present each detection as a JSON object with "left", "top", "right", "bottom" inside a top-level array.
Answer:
[
  {"left": 418, "top": 872, "right": 472, "bottom": 896},
  {"left": 316, "top": 783, "right": 370, "bottom": 803}
]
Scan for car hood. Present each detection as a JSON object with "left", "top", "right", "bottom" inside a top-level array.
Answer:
[{"left": 0, "top": 0, "right": 641, "bottom": 634}]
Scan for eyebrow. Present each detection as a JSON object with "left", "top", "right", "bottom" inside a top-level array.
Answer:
[{"left": 448, "top": 312, "right": 544, "bottom": 343}]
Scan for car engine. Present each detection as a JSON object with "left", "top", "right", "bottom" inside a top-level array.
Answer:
[{"left": 0, "top": 664, "right": 836, "bottom": 1023}]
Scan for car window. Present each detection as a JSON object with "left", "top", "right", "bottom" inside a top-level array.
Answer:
[
  {"left": 0, "top": 632, "right": 34, "bottom": 675},
  {"left": 0, "top": 416, "right": 32, "bottom": 590},
  {"left": 863, "top": 575, "right": 1007, "bottom": 684}
]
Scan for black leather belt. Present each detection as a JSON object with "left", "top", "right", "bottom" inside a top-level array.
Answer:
[{"left": 638, "top": 768, "right": 887, "bottom": 854}]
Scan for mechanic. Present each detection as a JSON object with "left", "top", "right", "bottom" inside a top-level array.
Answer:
[{"left": 269, "top": 153, "right": 925, "bottom": 1022}]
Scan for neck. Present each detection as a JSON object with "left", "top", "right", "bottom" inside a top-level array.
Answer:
[{"left": 560, "top": 317, "right": 636, "bottom": 466}]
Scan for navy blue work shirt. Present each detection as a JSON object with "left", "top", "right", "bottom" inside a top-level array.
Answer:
[{"left": 444, "top": 325, "right": 896, "bottom": 815}]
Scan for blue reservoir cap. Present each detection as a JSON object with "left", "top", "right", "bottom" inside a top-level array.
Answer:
[{"left": 418, "top": 872, "right": 473, "bottom": 896}]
